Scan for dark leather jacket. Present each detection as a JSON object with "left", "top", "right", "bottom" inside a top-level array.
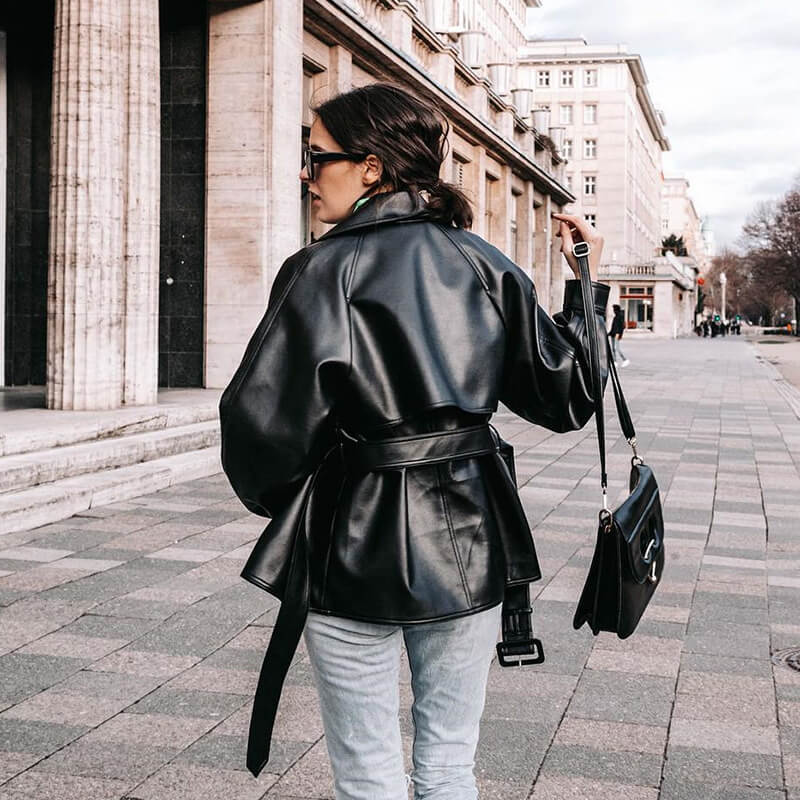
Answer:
[
  {"left": 220, "top": 187, "right": 609, "bottom": 622},
  {"left": 219, "top": 189, "right": 610, "bottom": 775}
]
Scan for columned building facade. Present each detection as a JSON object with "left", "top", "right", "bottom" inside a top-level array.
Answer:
[{"left": 2, "top": 0, "right": 573, "bottom": 410}]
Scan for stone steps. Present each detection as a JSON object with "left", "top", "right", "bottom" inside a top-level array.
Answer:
[
  {"left": 0, "top": 400, "right": 224, "bottom": 536},
  {"left": 0, "top": 421, "right": 219, "bottom": 494},
  {"left": 0, "top": 402, "right": 218, "bottom": 458},
  {"left": 0, "top": 446, "right": 222, "bottom": 536}
]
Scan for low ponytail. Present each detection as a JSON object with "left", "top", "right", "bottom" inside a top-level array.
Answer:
[{"left": 419, "top": 178, "right": 474, "bottom": 229}]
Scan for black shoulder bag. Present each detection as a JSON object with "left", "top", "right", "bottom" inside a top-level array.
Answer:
[{"left": 570, "top": 241, "right": 665, "bottom": 638}]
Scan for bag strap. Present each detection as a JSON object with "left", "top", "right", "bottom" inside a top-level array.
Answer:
[
  {"left": 605, "top": 335, "right": 636, "bottom": 444},
  {"left": 574, "top": 245, "right": 640, "bottom": 510}
]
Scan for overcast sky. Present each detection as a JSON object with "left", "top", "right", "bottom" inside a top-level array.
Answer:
[{"left": 526, "top": 0, "right": 800, "bottom": 251}]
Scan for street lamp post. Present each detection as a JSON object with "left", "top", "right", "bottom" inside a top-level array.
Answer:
[{"left": 719, "top": 272, "right": 727, "bottom": 323}]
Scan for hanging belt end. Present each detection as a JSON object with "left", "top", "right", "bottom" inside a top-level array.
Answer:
[{"left": 496, "top": 601, "right": 545, "bottom": 667}]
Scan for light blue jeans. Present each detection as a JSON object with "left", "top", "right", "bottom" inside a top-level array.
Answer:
[
  {"left": 610, "top": 334, "right": 628, "bottom": 362},
  {"left": 303, "top": 602, "right": 503, "bottom": 800}
]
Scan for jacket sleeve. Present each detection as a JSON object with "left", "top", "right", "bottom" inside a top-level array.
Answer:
[
  {"left": 218, "top": 249, "right": 350, "bottom": 517},
  {"left": 499, "top": 271, "right": 611, "bottom": 433}
]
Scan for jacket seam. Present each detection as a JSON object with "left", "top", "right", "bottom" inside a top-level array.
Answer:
[
  {"left": 434, "top": 225, "right": 508, "bottom": 335},
  {"left": 436, "top": 463, "right": 473, "bottom": 606},
  {"left": 344, "top": 235, "right": 362, "bottom": 381}
]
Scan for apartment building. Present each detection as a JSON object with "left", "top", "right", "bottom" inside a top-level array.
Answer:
[
  {"left": 517, "top": 38, "right": 704, "bottom": 337},
  {"left": 662, "top": 177, "right": 711, "bottom": 271},
  {"left": 519, "top": 38, "right": 669, "bottom": 262},
  {"left": 1, "top": 0, "right": 574, "bottom": 409}
]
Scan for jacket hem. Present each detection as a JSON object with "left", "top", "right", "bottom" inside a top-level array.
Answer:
[
  {"left": 241, "top": 571, "right": 284, "bottom": 601},
  {"left": 506, "top": 574, "right": 542, "bottom": 586},
  {"left": 306, "top": 598, "right": 505, "bottom": 626}
]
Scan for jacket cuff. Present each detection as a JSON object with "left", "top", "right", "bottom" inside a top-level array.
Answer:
[{"left": 563, "top": 279, "right": 610, "bottom": 316}]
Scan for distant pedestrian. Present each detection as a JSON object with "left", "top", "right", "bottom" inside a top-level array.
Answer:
[{"left": 609, "top": 303, "right": 630, "bottom": 366}]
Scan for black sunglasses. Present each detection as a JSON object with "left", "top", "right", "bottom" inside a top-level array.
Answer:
[{"left": 302, "top": 147, "right": 366, "bottom": 181}]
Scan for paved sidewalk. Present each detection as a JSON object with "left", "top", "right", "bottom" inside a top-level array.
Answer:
[
  {"left": 754, "top": 334, "right": 800, "bottom": 392},
  {"left": 0, "top": 337, "right": 799, "bottom": 800}
]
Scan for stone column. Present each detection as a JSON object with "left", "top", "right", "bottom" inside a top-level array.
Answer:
[
  {"left": 205, "top": 0, "right": 303, "bottom": 389},
  {"left": 47, "top": 0, "right": 160, "bottom": 410},
  {"left": 328, "top": 45, "right": 353, "bottom": 95},
  {"left": 430, "top": 46, "right": 456, "bottom": 92},
  {"left": 498, "top": 162, "right": 512, "bottom": 258},
  {"left": 533, "top": 192, "right": 553, "bottom": 313},
  {"left": 122, "top": 0, "right": 160, "bottom": 405},
  {"left": 384, "top": 1, "right": 415, "bottom": 52},
  {"left": 520, "top": 181, "right": 535, "bottom": 280},
  {"left": 474, "top": 147, "right": 488, "bottom": 240}
]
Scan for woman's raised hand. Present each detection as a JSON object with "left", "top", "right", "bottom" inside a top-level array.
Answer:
[{"left": 552, "top": 213, "right": 604, "bottom": 281}]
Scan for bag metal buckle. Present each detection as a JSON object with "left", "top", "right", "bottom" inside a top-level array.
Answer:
[
  {"left": 629, "top": 436, "right": 644, "bottom": 466},
  {"left": 572, "top": 241, "right": 591, "bottom": 258},
  {"left": 643, "top": 538, "right": 659, "bottom": 583}
]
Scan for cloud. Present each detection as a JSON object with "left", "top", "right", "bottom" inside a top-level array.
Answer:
[{"left": 527, "top": 0, "right": 800, "bottom": 248}]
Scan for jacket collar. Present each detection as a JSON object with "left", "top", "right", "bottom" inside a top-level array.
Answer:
[{"left": 315, "top": 189, "right": 433, "bottom": 242}]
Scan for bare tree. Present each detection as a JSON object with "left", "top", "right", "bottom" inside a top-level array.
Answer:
[{"left": 740, "top": 179, "right": 800, "bottom": 332}]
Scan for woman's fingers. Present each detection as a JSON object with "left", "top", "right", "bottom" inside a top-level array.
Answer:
[
  {"left": 551, "top": 212, "right": 603, "bottom": 280},
  {"left": 558, "top": 218, "right": 575, "bottom": 248},
  {"left": 556, "top": 219, "right": 579, "bottom": 275}
]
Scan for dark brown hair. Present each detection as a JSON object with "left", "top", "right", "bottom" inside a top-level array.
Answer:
[{"left": 310, "top": 82, "right": 474, "bottom": 229}]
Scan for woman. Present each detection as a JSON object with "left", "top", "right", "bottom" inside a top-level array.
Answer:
[
  {"left": 609, "top": 304, "right": 630, "bottom": 366},
  {"left": 219, "top": 82, "right": 609, "bottom": 799}
]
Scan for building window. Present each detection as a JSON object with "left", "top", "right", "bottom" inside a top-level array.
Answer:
[
  {"left": 562, "top": 139, "right": 573, "bottom": 159},
  {"left": 452, "top": 157, "right": 465, "bottom": 188},
  {"left": 583, "top": 175, "right": 596, "bottom": 195},
  {"left": 584, "top": 104, "right": 597, "bottom": 124},
  {"left": 537, "top": 70, "right": 550, "bottom": 87},
  {"left": 584, "top": 69, "right": 597, "bottom": 87},
  {"left": 560, "top": 69, "right": 574, "bottom": 87},
  {"left": 620, "top": 285, "right": 654, "bottom": 330},
  {"left": 584, "top": 138, "right": 597, "bottom": 158},
  {"left": 584, "top": 214, "right": 596, "bottom": 227},
  {"left": 559, "top": 104, "right": 573, "bottom": 125},
  {"left": 565, "top": 173, "right": 573, "bottom": 191},
  {"left": 510, "top": 218, "right": 518, "bottom": 263},
  {"left": 485, "top": 173, "right": 497, "bottom": 241}
]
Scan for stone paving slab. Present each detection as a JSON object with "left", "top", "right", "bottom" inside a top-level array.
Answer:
[{"left": 0, "top": 338, "right": 799, "bottom": 798}]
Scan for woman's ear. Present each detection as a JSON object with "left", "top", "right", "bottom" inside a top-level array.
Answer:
[{"left": 362, "top": 154, "right": 384, "bottom": 185}]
